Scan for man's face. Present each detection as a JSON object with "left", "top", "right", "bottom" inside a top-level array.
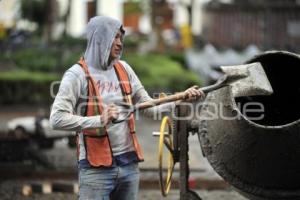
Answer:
[{"left": 109, "top": 30, "right": 123, "bottom": 61}]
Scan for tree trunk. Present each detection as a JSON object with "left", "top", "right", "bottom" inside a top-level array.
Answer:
[
  {"left": 43, "top": 0, "right": 58, "bottom": 43},
  {"left": 151, "top": 0, "right": 168, "bottom": 53},
  {"left": 63, "top": 0, "right": 73, "bottom": 37}
]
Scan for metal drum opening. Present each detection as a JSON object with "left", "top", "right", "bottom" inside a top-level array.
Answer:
[{"left": 235, "top": 51, "right": 300, "bottom": 126}]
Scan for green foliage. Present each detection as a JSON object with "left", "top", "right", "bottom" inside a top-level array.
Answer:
[
  {"left": 123, "top": 53, "right": 201, "bottom": 93},
  {"left": 20, "top": 0, "right": 47, "bottom": 26},
  {"left": 0, "top": 70, "right": 59, "bottom": 82},
  {"left": 12, "top": 48, "right": 58, "bottom": 72},
  {"left": 53, "top": 36, "right": 86, "bottom": 47},
  {"left": 0, "top": 51, "right": 10, "bottom": 61},
  {"left": 1, "top": 47, "right": 83, "bottom": 72},
  {"left": 123, "top": 36, "right": 139, "bottom": 49},
  {"left": 0, "top": 36, "right": 201, "bottom": 104},
  {"left": 124, "top": 2, "right": 142, "bottom": 14},
  {"left": 166, "top": 51, "right": 187, "bottom": 68},
  {"left": 53, "top": 36, "right": 85, "bottom": 70},
  {"left": 61, "top": 50, "right": 83, "bottom": 71},
  {"left": 123, "top": 34, "right": 148, "bottom": 51},
  {"left": 0, "top": 70, "right": 59, "bottom": 104}
]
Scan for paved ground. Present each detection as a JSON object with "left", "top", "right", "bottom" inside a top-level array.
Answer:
[{"left": 0, "top": 180, "right": 246, "bottom": 200}]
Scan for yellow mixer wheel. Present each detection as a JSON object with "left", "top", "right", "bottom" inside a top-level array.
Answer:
[{"left": 158, "top": 116, "right": 174, "bottom": 196}]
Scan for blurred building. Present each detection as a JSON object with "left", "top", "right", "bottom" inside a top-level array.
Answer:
[
  {"left": 62, "top": 0, "right": 123, "bottom": 37},
  {"left": 64, "top": 0, "right": 203, "bottom": 36},
  {"left": 0, "top": 0, "right": 207, "bottom": 38},
  {"left": 202, "top": 0, "right": 300, "bottom": 51}
]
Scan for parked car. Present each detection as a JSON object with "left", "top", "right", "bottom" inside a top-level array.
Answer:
[{"left": 7, "top": 116, "right": 76, "bottom": 149}]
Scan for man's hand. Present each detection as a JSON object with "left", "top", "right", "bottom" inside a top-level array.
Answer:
[
  {"left": 100, "top": 104, "right": 119, "bottom": 126},
  {"left": 183, "top": 85, "right": 205, "bottom": 101}
]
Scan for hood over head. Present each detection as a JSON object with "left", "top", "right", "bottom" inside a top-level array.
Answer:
[{"left": 84, "top": 16, "right": 124, "bottom": 70}]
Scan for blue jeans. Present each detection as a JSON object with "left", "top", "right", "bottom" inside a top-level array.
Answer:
[{"left": 78, "top": 162, "right": 140, "bottom": 200}]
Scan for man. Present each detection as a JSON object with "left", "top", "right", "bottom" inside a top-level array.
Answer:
[{"left": 50, "top": 16, "right": 203, "bottom": 200}]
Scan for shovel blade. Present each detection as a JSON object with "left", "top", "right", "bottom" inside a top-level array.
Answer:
[{"left": 221, "top": 62, "right": 273, "bottom": 97}]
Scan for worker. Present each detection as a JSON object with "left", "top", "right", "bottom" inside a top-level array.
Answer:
[{"left": 50, "top": 16, "right": 204, "bottom": 200}]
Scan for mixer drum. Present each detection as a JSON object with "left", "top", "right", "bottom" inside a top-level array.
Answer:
[{"left": 198, "top": 51, "right": 300, "bottom": 199}]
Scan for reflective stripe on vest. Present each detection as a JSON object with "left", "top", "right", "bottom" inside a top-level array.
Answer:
[{"left": 77, "top": 57, "right": 144, "bottom": 167}]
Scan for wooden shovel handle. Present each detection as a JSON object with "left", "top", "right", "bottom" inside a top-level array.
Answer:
[
  {"left": 135, "top": 75, "right": 228, "bottom": 111},
  {"left": 112, "top": 75, "right": 228, "bottom": 124},
  {"left": 136, "top": 92, "right": 187, "bottom": 110}
]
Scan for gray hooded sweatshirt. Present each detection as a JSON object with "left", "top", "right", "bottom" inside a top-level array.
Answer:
[{"left": 50, "top": 16, "right": 174, "bottom": 159}]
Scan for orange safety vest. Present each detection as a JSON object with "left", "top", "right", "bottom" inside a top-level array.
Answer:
[{"left": 77, "top": 57, "right": 144, "bottom": 167}]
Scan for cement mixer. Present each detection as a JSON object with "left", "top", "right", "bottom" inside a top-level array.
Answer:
[{"left": 155, "top": 51, "right": 300, "bottom": 199}]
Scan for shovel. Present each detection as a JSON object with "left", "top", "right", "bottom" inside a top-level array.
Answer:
[{"left": 113, "top": 62, "right": 273, "bottom": 123}]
